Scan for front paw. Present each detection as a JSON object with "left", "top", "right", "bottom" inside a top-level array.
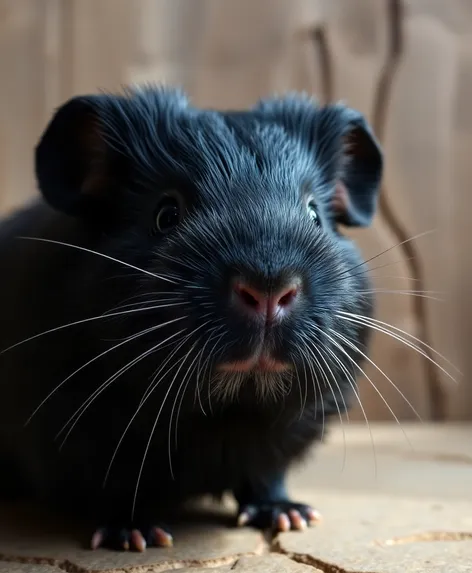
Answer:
[
  {"left": 237, "top": 501, "right": 322, "bottom": 533},
  {"left": 91, "top": 522, "right": 173, "bottom": 551}
]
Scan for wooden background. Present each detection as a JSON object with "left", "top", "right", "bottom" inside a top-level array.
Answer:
[{"left": 1, "top": 0, "right": 471, "bottom": 421}]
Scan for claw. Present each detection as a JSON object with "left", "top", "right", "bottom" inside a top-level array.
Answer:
[
  {"left": 306, "top": 508, "right": 323, "bottom": 525},
  {"left": 237, "top": 501, "right": 320, "bottom": 533},
  {"left": 277, "top": 513, "right": 291, "bottom": 532},
  {"left": 131, "top": 529, "right": 147, "bottom": 552},
  {"left": 288, "top": 509, "right": 307, "bottom": 530},
  {"left": 90, "top": 523, "right": 173, "bottom": 551},
  {"left": 90, "top": 529, "right": 105, "bottom": 550},
  {"left": 153, "top": 527, "right": 173, "bottom": 547}
]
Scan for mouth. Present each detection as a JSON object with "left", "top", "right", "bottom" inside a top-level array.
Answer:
[{"left": 218, "top": 355, "right": 290, "bottom": 374}]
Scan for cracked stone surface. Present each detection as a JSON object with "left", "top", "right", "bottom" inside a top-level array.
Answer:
[
  {"left": 177, "top": 555, "right": 322, "bottom": 572},
  {"left": 0, "top": 423, "right": 470, "bottom": 572},
  {"left": 274, "top": 492, "right": 472, "bottom": 573},
  {"left": 0, "top": 504, "right": 265, "bottom": 572},
  {"left": 0, "top": 565, "right": 64, "bottom": 573}
]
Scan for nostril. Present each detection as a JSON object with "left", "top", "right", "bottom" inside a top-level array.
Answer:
[
  {"left": 233, "top": 284, "right": 263, "bottom": 312},
  {"left": 238, "top": 287, "right": 259, "bottom": 309},
  {"left": 278, "top": 287, "right": 298, "bottom": 308},
  {"left": 232, "top": 279, "right": 301, "bottom": 320}
]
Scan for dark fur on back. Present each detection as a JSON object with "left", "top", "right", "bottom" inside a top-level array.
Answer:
[{"left": 0, "top": 86, "right": 382, "bottom": 537}]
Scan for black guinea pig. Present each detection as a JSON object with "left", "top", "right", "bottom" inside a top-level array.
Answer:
[{"left": 0, "top": 85, "right": 382, "bottom": 551}]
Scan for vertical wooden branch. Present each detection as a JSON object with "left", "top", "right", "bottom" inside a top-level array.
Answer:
[
  {"left": 311, "top": 26, "right": 333, "bottom": 104},
  {"left": 371, "top": 0, "right": 446, "bottom": 420}
]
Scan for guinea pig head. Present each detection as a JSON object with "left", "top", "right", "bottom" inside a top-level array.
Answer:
[{"left": 35, "top": 86, "right": 382, "bottom": 407}]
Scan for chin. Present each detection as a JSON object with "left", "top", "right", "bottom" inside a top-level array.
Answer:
[{"left": 211, "top": 354, "right": 294, "bottom": 404}]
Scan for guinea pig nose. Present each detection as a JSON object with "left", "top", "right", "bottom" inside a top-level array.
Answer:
[{"left": 232, "top": 282, "right": 300, "bottom": 322}]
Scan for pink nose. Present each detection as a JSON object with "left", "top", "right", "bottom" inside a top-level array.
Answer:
[{"left": 233, "top": 281, "right": 300, "bottom": 322}]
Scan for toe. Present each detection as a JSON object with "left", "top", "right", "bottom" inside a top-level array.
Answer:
[
  {"left": 237, "top": 505, "right": 257, "bottom": 527},
  {"left": 149, "top": 526, "right": 173, "bottom": 548},
  {"left": 288, "top": 509, "right": 307, "bottom": 531},
  {"left": 276, "top": 512, "right": 291, "bottom": 532},
  {"left": 305, "top": 507, "right": 322, "bottom": 526},
  {"left": 90, "top": 526, "right": 146, "bottom": 551},
  {"left": 90, "top": 528, "right": 106, "bottom": 550},
  {"left": 237, "top": 512, "right": 250, "bottom": 527},
  {"left": 236, "top": 502, "right": 320, "bottom": 533},
  {"left": 130, "top": 529, "right": 147, "bottom": 552}
]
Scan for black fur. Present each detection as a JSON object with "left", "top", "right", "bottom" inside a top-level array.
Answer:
[{"left": 0, "top": 86, "right": 382, "bottom": 548}]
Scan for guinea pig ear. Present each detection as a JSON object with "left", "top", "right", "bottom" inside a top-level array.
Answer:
[
  {"left": 328, "top": 107, "right": 383, "bottom": 227},
  {"left": 35, "top": 95, "right": 112, "bottom": 217},
  {"left": 254, "top": 95, "right": 383, "bottom": 227}
]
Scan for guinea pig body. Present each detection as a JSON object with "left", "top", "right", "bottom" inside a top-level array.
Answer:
[{"left": 0, "top": 86, "right": 382, "bottom": 550}]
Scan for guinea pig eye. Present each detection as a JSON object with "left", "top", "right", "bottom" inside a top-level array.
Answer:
[
  {"left": 307, "top": 200, "right": 321, "bottom": 226},
  {"left": 154, "top": 195, "right": 182, "bottom": 234}
]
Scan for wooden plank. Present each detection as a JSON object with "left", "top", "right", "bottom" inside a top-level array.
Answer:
[
  {"left": 321, "top": 0, "right": 429, "bottom": 421},
  {"left": 448, "top": 37, "right": 472, "bottom": 419},
  {"left": 60, "top": 0, "right": 132, "bottom": 99},
  {"left": 0, "top": 0, "right": 60, "bottom": 214},
  {"left": 127, "top": 0, "right": 204, "bottom": 91},
  {"left": 382, "top": 10, "right": 463, "bottom": 419},
  {"left": 405, "top": 0, "right": 472, "bottom": 35},
  {"left": 190, "top": 0, "right": 324, "bottom": 108}
]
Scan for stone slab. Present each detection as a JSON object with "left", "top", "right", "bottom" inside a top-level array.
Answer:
[
  {"left": 177, "top": 554, "right": 321, "bottom": 572},
  {"left": 0, "top": 504, "right": 264, "bottom": 573},
  {"left": 0, "top": 563, "right": 64, "bottom": 573},
  {"left": 275, "top": 491, "right": 472, "bottom": 573},
  {"left": 288, "top": 422, "right": 472, "bottom": 501},
  {"left": 0, "top": 423, "right": 470, "bottom": 572}
]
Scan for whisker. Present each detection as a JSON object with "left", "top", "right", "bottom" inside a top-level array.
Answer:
[
  {"left": 168, "top": 339, "right": 206, "bottom": 479},
  {"left": 300, "top": 352, "right": 309, "bottom": 421},
  {"left": 2, "top": 303, "right": 186, "bottom": 353},
  {"left": 131, "top": 341, "right": 197, "bottom": 519},
  {"left": 138, "top": 333, "right": 195, "bottom": 408},
  {"left": 339, "top": 311, "right": 462, "bottom": 376},
  {"left": 298, "top": 338, "right": 325, "bottom": 440},
  {"left": 103, "top": 354, "right": 185, "bottom": 488},
  {"left": 332, "top": 327, "right": 423, "bottom": 422},
  {"left": 24, "top": 316, "right": 185, "bottom": 426},
  {"left": 337, "top": 313, "right": 460, "bottom": 383},
  {"left": 185, "top": 284, "right": 212, "bottom": 291},
  {"left": 57, "top": 327, "right": 189, "bottom": 447},
  {"left": 300, "top": 335, "right": 348, "bottom": 471},
  {"left": 104, "top": 320, "right": 216, "bottom": 487},
  {"left": 294, "top": 342, "right": 319, "bottom": 421},
  {"left": 144, "top": 315, "right": 219, "bottom": 394},
  {"left": 194, "top": 328, "right": 226, "bottom": 416},
  {"left": 369, "top": 275, "right": 420, "bottom": 282},
  {"left": 203, "top": 339, "right": 231, "bottom": 412},
  {"left": 349, "top": 257, "right": 415, "bottom": 280},
  {"left": 337, "top": 229, "right": 435, "bottom": 281},
  {"left": 358, "top": 290, "right": 443, "bottom": 302},
  {"left": 171, "top": 328, "right": 226, "bottom": 477},
  {"left": 311, "top": 337, "right": 350, "bottom": 423},
  {"left": 17, "top": 236, "right": 177, "bottom": 283},
  {"left": 103, "top": 298, "right": 186, "bottom": 314},
  {"left": 315, "top": 336, "right": 377, "bottom": 476},
  {"left": 327, "top": 328, "right": 418, "bottom": 447},
  {"left": 101, "top": 290, "right": 186, "bottom": 315},
  {"left": 361, "top": 289, "right": 443, "bottom": 295},
  {"left": 291, "top": 353, "right": 307, "bottom": 421},
  {"left": 115, "top": 291, "right": 185, "bottom": 303},
  {"left": 158, "top": 252, "right": 209, "bottom": 274}
]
